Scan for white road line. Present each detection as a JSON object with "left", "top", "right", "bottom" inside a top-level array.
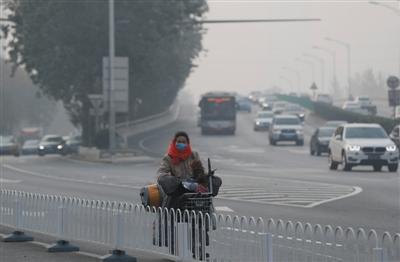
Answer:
[
  {"left": 215, "top": 206, "right": 234, "bottom": 212},
  {"left": 0, "top": 178, "right": 21, "bottom": 183},
  {"left": 217, "top": 184, "right": 362, "bottom": 208},
  {"left": 306, "top": 186, "right": 363, "bottom": 208},
  {"left": 2, "top": 164, "right": 141, "bottom": 190}
]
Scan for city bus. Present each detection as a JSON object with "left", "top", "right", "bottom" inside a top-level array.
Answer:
[{"left": 198, "top": 92, "right": 236, "bottom": 135}]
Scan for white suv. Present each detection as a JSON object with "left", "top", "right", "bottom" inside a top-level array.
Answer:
[
  {"left": 269, "top": 115, "right": 304, "bottom": 146},
  {"left": 328, "top": 123, "right": 399, "bottom": 172}
]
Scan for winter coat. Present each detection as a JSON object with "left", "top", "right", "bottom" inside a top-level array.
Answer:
[{"left": 157, "top": 151, "right": 200, "bottom": 209}]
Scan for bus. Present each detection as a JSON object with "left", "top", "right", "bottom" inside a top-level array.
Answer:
[{"left": 198, "top": 92, "right": 236, "bottom": 135}]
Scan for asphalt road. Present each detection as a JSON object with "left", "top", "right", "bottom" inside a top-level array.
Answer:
[{"left": 1, "top": 102, "right": 399, "bottom": 236}]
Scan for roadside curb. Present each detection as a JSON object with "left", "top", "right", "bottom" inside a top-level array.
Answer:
[{"left": 67, "top": 154, "right": 157, "bottom": 165}]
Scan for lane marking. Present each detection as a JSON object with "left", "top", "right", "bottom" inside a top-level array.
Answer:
[
  {"left": 307, "top": 186, "right": 363, "bottom": 208},
  {"left": 0, "top": 178, "right": 21, "bottom": 184},
  {"left": 2, "top": 164, "right": 141, "bottom": 190},
  {"left": 214, "top": 206, "right": 234, "bottom": 212},
  {"left": 217, "top": 184, "right": 363, "bottom": 208}
]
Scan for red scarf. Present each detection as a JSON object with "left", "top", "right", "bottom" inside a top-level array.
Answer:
[{"left": 167, "top": 140, "right": 193, "bottom": 165}]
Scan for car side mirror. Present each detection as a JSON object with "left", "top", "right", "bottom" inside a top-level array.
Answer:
[{"left": 335, "top": 135, "right": 342, "bottom": 140}]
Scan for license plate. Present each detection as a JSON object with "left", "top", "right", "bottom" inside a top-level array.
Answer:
[{"left": 368, "top": 155, "right": 380, "bottom": 160}]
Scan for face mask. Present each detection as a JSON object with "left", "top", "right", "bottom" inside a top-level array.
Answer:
[{"left": 176, "top": 143, "right": 187, "bottom": 151}]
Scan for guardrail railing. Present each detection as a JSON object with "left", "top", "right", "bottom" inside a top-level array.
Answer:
[{"left": 1, "top": 189, "right": 399, "bottom": 261}]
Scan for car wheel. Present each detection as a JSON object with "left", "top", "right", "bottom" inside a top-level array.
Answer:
[
  {"left": 269, "top": 139, "right": 276, "bottom": 146},
  {"left": 342, "top": 153, "right": 352, "bottom": 171},
  {"left": 388, "top": 164, "right": 398, "bottom": 172},
  {"left": 310, "top": 147, "right": 315, "bottom": 156},
  {"left": 38, "top": 152, "right": 45, "bottom": 157},
  {"left": 373, "top": 165, "right": 382, "bottom": 172},
  {"left": 316, "top": 146, "right": 321, "bottom": 156},
  {"left": 328, "top": 153, "right": 338, "bottom": 170}
]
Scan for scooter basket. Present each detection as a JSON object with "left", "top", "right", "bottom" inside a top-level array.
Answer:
[{"left": 181, "top": 193, "right": 213, "bottom": 214}]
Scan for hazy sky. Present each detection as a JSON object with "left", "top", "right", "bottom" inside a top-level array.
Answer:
[{"left": 185, "top": 0, "right": 400, "bottom": 99}]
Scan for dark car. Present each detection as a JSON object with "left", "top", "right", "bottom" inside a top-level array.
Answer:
[
  {"left": 64, "top": 136, "right": 82, "bottom": 154},
  {"left": 236, "top": 97, "right": 252, "bottom": 112},
  {"left": 0, "top": 136, "right": 20, "bottom": 156},
  {"left": 38, "top": 135, "right": 66, "bottom": 156},
  {"left": 310, "top": 127, "right": 336, "bottom": 156},
  {"left": 22, "top": 139, "right": 40, "bottom": 155}
]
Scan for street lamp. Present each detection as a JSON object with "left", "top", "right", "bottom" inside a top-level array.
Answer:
[
  {"left": 325, "top": 37, "right": 352, "bottom": 98},
  {"left": 369, "top": 1, "right": 400, "bottom": 16},
  {"left": 295, "top": 58, "right": 316, "bottom": 88},
  {"left": 303, "top": 53, "right": 325, "bottom": 93},
  {"left": 313, "top": 45, "right": 337, "bottom": 88},
  {"left": 108, "top": 0, "right": 116, "bottom": 154},
  {"left": 282, "top": 66, "right": 301, "bottom": 92}
]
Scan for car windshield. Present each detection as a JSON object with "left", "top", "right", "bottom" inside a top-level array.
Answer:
[
  {"left": 43, "top": 137, "right": 63, "bottom": 142},
  {"left": 0, "top": 136, "right": 14, "bottom": 145},
  {"left": 275, "top": 118, "right": 300, "bottom": 125},
  {"left": 274, "top": 103, "right": 286, "bottom": 108},
  {"left": 325, "top": 121, "right": 346, "bottom": 127},
  {"left": 285, "top": 105, "right": 301, "bottom": 111},
  {"left": 318, "top": 128, "right": 335, "bottom": 138},
  {"left": 345, "top": 127, "right": 388, "bottom": 139},
  {"left": 24, "top": 140, "right": 39, "bottom": 146},
  {"left": 358, "top": 97, "right": 369, "bottom": 101},
  {"left": 258, "top": 112, "right": 273, "bottom": 118}
]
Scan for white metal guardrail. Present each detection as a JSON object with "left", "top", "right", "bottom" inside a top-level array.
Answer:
[
  {"left": 115, "top": 102, "right": 180, "bottom": 139},
  {"left": 1, "top": 189, "right": 399, "bottom": 261}
]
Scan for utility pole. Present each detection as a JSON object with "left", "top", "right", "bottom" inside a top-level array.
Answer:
[
  {"left": 313, "top": 45, "right": 337, "bottom": 92},
  {"left": 304, "top": 53, "right": 325, "bottom": 93},
  {"left": 325, "top": 37, "right": 352, "bottom": 99},
  {"left": 108, "top": 0, "right": 116, "bottom": 154}
]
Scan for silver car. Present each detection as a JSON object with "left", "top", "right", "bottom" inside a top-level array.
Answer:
[
  {"left": 269, "top": 115, "right": 304, "bottom": 146},
  {"left": 328, "top": 123, "right": 398, "bottom": 172},
  {"left": 254, "top": 111, "right": 274, "bottom": 131}
]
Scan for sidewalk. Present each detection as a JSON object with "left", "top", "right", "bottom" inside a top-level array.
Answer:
[
  {"left": 0, "top": 239, "right": 98, "bottom": 262},
  {"left": 0, "top": 229, "right": 173, "bottom": 262}
]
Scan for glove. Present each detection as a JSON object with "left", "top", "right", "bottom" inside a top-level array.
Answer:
[{"left": 182, "top": 181, "right": 198, "bottom": 192}]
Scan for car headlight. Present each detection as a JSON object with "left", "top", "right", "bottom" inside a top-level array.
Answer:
[
  {"left": 298, "top": 113, "right": 305, "bottom": 118},
  {"left": 346, "top": 145, "right": 361, "bottom": 152},
  {"left": 39, "top": 145, "right": 44, "bottom": 150},
  {"left": 386, "top": 145, "right": 397, "bottom": 152},
  {"left": 296, "top": 130, "right": 303, "bottom": 135},
  {"left": 256, "top": 121, "right": 261, "bottom": 125},
  {"left": 57, "top": 145, "right": 63, "bottom": 150}
]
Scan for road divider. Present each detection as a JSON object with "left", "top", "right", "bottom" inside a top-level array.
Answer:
[{"left": 277, "top": 95, "right": 400, "bottom": 132}]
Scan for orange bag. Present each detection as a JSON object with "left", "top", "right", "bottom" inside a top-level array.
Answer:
[{"left": 140, "top": 184, "right": 161, "bottom": 207}]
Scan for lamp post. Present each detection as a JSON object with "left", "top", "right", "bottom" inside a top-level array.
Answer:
[
  {"left": 282, "top": 66, "right": 301, "bottom": 92},
  {"left": 295, "top": 58, "right": 316, "bottom": 89},
  {"left": 369, "top": 1, "right": 400, "bottom": 16},
  {"left": 325, "top": 37, "right": 352, "bottom": 98},
  {"left": 108, "top": 0, "right": 116, "bottom": 154},
  {"left": 304, "top": 53, "right": 325, "bottom": 93},
  {"left": 313, "top": 45, "right": 337, "bottom": 90}
]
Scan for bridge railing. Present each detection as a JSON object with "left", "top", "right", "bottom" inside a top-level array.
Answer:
[{"left": 1, "top": 189, "right": 399, "bottom": 262}]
